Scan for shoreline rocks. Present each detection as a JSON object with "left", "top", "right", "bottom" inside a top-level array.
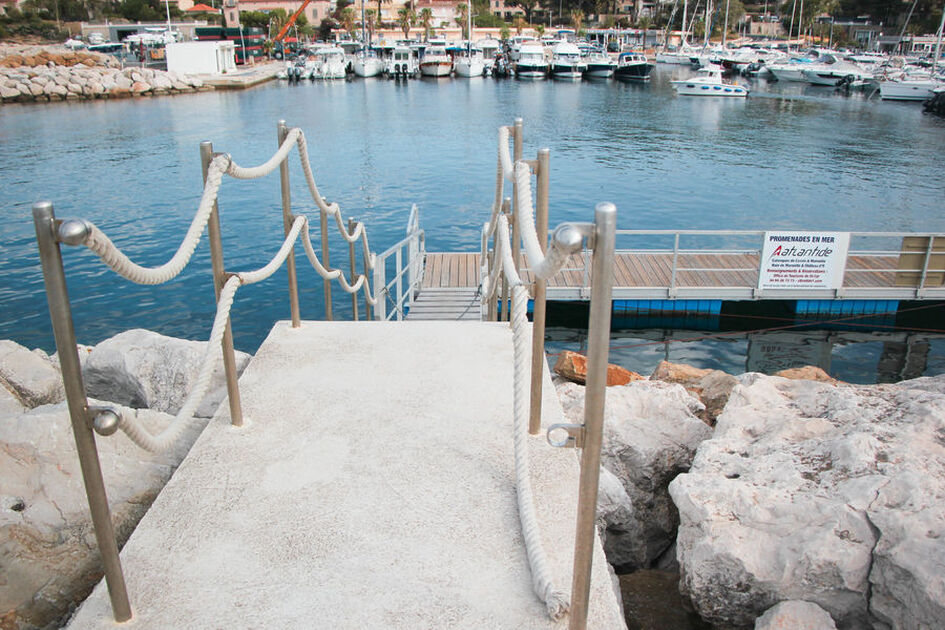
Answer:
[
  {"left": 1, "top": 330, "right": 251, "bottom": 628},
  {"left": 0, "top": 44, "right": 211, "bottom": 105},
  {"left": 558, "top": 359, "right": 945, "bottom": 629}
]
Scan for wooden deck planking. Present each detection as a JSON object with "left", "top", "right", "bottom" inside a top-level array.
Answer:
[{"left": 421, "top": 252, "right": 904, "bottom": 292}]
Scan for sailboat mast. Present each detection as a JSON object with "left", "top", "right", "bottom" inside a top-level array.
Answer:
[
  {"left": 682, "top": 0, "right": 688, "bottom": 46},
  {"left": 703, "top": 0, "right": 711, "bottom": 48},
  {"left": 797, "top": 0, "right": 804, "bottom": 44},
  {"left": 788, "top": 0, "right": 797, "bottom": 49},
  {"left": 722, "top": 0, "right": 730, "bottom": 46},
  {"left": 933, "top": 1, "right": 944, "bottom": 75}
]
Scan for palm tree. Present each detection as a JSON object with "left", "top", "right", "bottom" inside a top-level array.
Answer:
[
  {"left": 340, "top": 6, "right": 357, "bottom": 35},
  {"left": 454, "top": 3, "right": 469, "bottom": 40},
  {"left": 513, "top": 15, "right": 526, "bottom": 35},
  {"left": 637, "top": 15, "right": 651, "bottom": 47},
  {"left": 365, "top": 8, "right": 377, "bottom": 38},
  {"left": 397, "top": 6, "right": 415, "bottom": 38},
  {"left": 571, "top": 9, "right": 584, "bottom": 32},
  {"left": 419, "top": 7, "right": 434, "bottom": 40}
]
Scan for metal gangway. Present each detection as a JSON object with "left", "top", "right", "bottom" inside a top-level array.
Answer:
[{"left": 33, "top": 120, "right": 624, "bottom": 629}]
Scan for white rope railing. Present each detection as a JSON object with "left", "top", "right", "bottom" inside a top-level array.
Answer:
[
  {"left": 114, "top": 212, "right": 377, "bottom": 451},
  {"left": 71, "top": 126, "right": 389, "bottom": 451}
]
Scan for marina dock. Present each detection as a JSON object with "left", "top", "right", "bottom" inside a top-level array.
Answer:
[{"left": 67, "top": 322, "right": 624, "bottom": 629}]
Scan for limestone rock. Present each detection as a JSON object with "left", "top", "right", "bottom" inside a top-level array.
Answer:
[
  {"left": 0, "top": 383, "right": 25, "bottom": 417},
  {"left": 650, "top": 360, "right": 711, "bottom": 384},
  {"left": 755, "top": 601, "right": 837, "bottom": 629},
  {"left": 557, "top": 379, "right": 711, "bottom": 569},
  {"left": 82, "top": 329, "right": 251, "bottom": 418},
  {"left": 774, "top": 365, "right": 837, "bottom": 384},
  {"left": 113, "top": 75, "right": 132, "bottom": 91},
  {"left": 553, "top": 350, "right": 644, "bottom": 386},
  {"left": 131, "top": 81, "right": 150, "bottom": 94},
  {"left": 0, "top": 340, "right": 64, "bottom": 408},
  {"left": 151, "top": 73, "right": 173, "bottom": 90},
  {"left": 0, "top": 399, "right": 206, "bottom": 629},
  {"left": 669, "top": 374, "right": 945, "bottom": 629},
  {"left": 0, "top": 85, "right": 19, "bottom": 99},
  {"left": 28, "top": 82, "right": 44, "bottom": 96}
]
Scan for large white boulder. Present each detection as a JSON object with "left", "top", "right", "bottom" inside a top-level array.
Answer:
[
  {"left": 82, "top": 329, "right": 251, "bottom": 418},
  {"left": 755, "top": 601, "right": 837, "bottom": 629},
  {"left": 669, "top": 373, "right": 945, "bottom": 629},
  {"left": 1, "top": 399, "right": 207, "bottom": 628},
  {"left": 0, "top": 340, "right": 64, "bottom": 408},
  {"left": 557, "top": 379, "right": 712, "bottom": 569}
]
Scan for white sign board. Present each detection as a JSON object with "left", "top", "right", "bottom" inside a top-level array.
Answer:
[{"left": 758, "top": 231, "right": 850, "bottom": 290}]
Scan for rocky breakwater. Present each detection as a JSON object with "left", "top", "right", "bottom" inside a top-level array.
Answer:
[
  {"left": 1, "top": 330, "right": 250, "bottom": 629},
  {"left": 0, "top": 44, "right": 210, "bottom": 105},
  {"left": 555, "top": 357, "right": 945, "bottom": 629}
]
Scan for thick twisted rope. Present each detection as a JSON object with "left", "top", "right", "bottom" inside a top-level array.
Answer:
[
  {"left": 483, "top": 213, "right": 570, "bottom": 620},
  {"left": 513, "top": 161, "right": 571, "bottom": 281},
  {"left": 116, "top": 275, "right": 239, "bottom": 452},
  {"left": 113, "top": 214, "right": 375, "bottom": 451},
  {"left": 84, "top": 154, "right": 229, "bottom": 285}
]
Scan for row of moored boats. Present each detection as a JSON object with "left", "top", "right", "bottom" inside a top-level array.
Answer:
[
  {"left": 659, "top": 43, "right": 945, "bottom": 101},
  {"left": 278, "top": 38, "right": 655, "bottom": 82}
]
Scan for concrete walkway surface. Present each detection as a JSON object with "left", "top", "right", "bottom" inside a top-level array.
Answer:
[{"left": 69, "top": 321, "right": 625, "bottom": 629}]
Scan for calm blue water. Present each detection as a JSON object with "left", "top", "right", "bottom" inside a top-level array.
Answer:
[{"left": 2, "top": 68, "right": 944, "bottom": 381}]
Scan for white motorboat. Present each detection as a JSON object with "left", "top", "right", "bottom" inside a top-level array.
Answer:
[
  {"left": 656, "top": 44, "right": 696, "bottom": 65},
  {"left": 353, "top": 49, "right": 384, "bottom": 78},
  {"left": 879, "top": 74, "right": 945, "bottom": 100},
  {"left": 671, "top": 66, "right": 749, "bottom": 97},
  {"left": 419, "top": 44, "right": 452, "bottom": 77},
  {"left": 477, "top": 38, "right": 501, "bottom": 75},
  {"left": 385, "top": 45, "right": 418, "bottom": 78},
  {"left": 307, "top": 45, "right": 347, "bottom": 79},
  {"left": 454, "top": 47, "right": 486, "bottom": 77},
  {"left": 583, "top": 49, "right": 616, "bottom": 78},
  {"left": 800, "top": 55, "right": 872, "bottom": 86},
  {"left": 64, "top": 38, "right": 87, "bottom": 50},
  {"left": 514, "top": 42, "right": 548, "bottom": 79},
  {"left": 549, "top": 42, "right": 587, "bottom": 80}
]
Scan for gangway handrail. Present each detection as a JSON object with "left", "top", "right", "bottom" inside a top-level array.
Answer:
[
  {"left": 560, "top": 228, "right": 945, "bottom": 299},
  {"left": 31, "top": 121, "right": 426, "bottom": 623},
  {"left": 481, "top": 119, "right": 617, "bottom": 630}
]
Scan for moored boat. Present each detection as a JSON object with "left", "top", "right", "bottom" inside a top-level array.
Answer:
[
  {"left": 549, "top": 42, "right": 587, "bottom": 80},
  {"left": 671, "top": 66, "right": 749, "bottom": 97},
  {"left": 614, "top": 51, "right": 653, "bottom": 81},
  {"left": 515, "top": 42, "right": 548, "bottom": 79},
  {"left": 583, "top": 49, "right": 616, "bottom": 78},
  {"left": 419, "top": 44, "right": 453, "bottom": 77}
]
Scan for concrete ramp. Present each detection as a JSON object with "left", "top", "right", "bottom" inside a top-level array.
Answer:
[{"left": 69, "top": 321, "right": 625, "bottom": 629}]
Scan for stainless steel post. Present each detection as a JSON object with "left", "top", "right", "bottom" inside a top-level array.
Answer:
[
  {"left": 32, "top": 201, "right": 133, "bottom": 623},
  {"left": 528, "top": 148, "right": 550, "bottom": 435},
  {"left": 363, "top": 231, "right": 373, "bottom": 321},
  {"left": 348, "top": 217, "right": 359, "bottom": 321},
  {"left": 395, "top": 247, "right": 403, "bottom": 320},
  {"left": 278, "top": 120, "right": 301, "bottom": 328},
  {"left": 321, "top": 205, "right": 333, "bottom": 320},
  {"left": 200, "top": 142, "right": 243, "bottom": 427},
  {"left": 568, "top": 202, "right": 616, "bottom": 630}
]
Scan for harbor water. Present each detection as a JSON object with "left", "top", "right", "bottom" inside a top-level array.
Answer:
[{"left": 2, "top": 67, "right": 944, "bottom": 383}]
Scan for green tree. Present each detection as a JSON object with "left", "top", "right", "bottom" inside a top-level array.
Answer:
[
  {"left": 419, "top": 7, "right": 434, "bottom": 39},
  {"left": 397, "top": 5, "right": 415, "bottom": 38},
  {"left": 365, "top": 8, "right": 377, "bottom": 38},
  {"left": 454, "top": 3, "right": 469, "bottom": 38},
  {"left": 513, "top": 14, "right": 527, "bottom": 33},
  {"left": 571, "top": 8, "right": 584, "bottom": 31},
  {"left": 500, "top": 22, "right": 511, "bottom": 39},
  {"left": 340, "top": 6, "right": 357, "bottom": 33},
  {"left": 510, "top": 0, "right": 538, "bottom": 24}
]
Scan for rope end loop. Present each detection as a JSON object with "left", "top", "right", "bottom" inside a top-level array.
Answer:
[{"left": 545, "top": 591, "right": 570, "bottom": 621}]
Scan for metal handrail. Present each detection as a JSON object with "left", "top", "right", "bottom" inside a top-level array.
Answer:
[
  {"left": 480, "top": 119, "right": 616, "bottom": 630},
  {"left": 563, "top": 229, "right": 945, "bottom": 298},
  {"left": 373, "top": 204, "right": 426, "bottom": 321},
  {"left": 31, "top": 123, "right": 417, "bottom": 624}
]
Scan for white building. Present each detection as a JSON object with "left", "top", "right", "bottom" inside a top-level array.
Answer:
[{"left": 166, "top": 40, "right": 237, "bottom": 74}]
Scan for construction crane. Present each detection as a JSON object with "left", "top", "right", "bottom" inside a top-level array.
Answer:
[{"left": 274, "top": 0, "right": 313, "bottom": 42}]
